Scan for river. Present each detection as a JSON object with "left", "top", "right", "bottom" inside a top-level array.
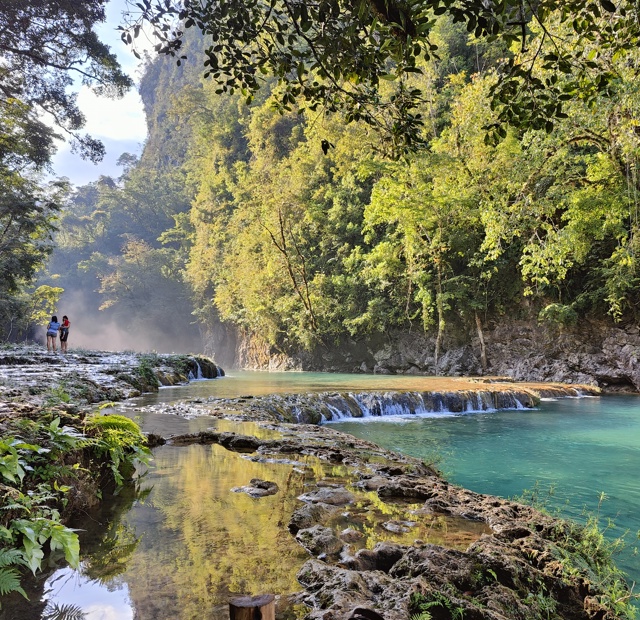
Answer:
[{"left": 8, "top": 371, "right": 639, "bottom": 619}]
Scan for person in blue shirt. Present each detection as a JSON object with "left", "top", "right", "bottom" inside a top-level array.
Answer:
[{"left": 46, "top": 315, "right": 60, "bottom": 352}]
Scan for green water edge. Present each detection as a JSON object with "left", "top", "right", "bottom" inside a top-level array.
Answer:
[{"left": 4, "top": 374, "right": 639, "bottom": 618}]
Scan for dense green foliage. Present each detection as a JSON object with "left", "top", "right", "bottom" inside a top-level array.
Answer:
[
  {"left": 0, "top": 409, "right": 150, "bottom": 601},
  {"left": 44, "top": 13, "right": 640, "bottom": 358},
  {"left": 125, "top": 0, "right": 640, "bottom": 154},
  {"left": 0, "top": 0, "right": 131, "bottom": 342}
]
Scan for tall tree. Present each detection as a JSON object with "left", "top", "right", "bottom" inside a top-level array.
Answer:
[
  {"left": 0, "top": 0, "right": 132, "bottom": 340},
  {"left": 0, "top": 0, "right": 132, "bottom": 163}
]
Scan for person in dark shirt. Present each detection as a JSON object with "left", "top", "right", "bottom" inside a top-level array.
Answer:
[{"left": 59, "top": 315, "right": 70, "bottom": 353}]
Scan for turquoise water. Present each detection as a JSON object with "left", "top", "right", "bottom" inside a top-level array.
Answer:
[
  {"left": 331, "top": 394, "right": 640, "bottom": 584},
  {"left": 7, "top": 373, "right": 639, "bottom": 619},
  {"left": 132, "top": 373, "right": 640, "bottom": 585}
]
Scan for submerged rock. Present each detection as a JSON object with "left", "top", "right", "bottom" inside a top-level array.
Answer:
[{"left": 232, "top": 478, "right": 279, "bottom": 497}]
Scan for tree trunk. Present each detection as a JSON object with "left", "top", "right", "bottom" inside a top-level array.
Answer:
[
  {"left": 229, "top": 594, "right": 275, "bottom": 620},
  {"left": 475, "top": 311, "right": 488, "bottom": 372}
]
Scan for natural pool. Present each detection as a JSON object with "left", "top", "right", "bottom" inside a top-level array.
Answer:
[
  {"left": 5, "top": 372, "right": 639, "bottom": 618},
  {"left": 331, "top": 393, "right": 640, "bottom": 583}
]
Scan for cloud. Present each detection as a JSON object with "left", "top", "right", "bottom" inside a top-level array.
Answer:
[
  {"left": 45, "top": 0, "right": 153, "bottom": 185},
  {"left": 51, "top": 136, "right": 143, "bottom": 185},
  {"left": 76, "top": 87, "right": 147, "bottom": 142}
]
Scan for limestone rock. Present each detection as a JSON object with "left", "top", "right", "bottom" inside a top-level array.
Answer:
[
  {"left": 231, "top": 479, "right": 279, "bottom": 497},
  {"left": 298, "top": 487, "right": 356, "bottom": 506},
  {"left": 296, "top": 525, "right": 344, "bottom": 558}
]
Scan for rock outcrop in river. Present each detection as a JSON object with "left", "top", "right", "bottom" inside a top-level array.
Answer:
[
  {"left": 0, "top": 346, "right": 633, "bottom": 620},
  {"left": 0, "top": 345, "right": 222, "bottom": 418},
  {"left": 232, "top": 382, "right": 598, "bottom": 424}
]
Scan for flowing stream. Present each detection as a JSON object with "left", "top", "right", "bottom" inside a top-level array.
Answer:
[{"left": 6, "top": 371, "right": 640, "bottom": 619}]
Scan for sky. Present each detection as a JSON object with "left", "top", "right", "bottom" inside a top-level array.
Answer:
[{"left": 50, "top": 0, "right": 150, "bottom": 186}]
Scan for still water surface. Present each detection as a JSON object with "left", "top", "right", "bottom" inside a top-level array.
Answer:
[
  {"left": 332, "top": 394, "right": 640, "bottom": 581},
  {"left": 14, "top": 371, "right": 640, "bottom": 618}
]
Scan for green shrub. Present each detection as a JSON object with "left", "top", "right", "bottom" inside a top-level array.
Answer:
[
  {"left": 85, "top": 414, "right": 151, "bottom": 486},
  {"left": 537, "top": 303, "right": 578, "bottom": 328}
]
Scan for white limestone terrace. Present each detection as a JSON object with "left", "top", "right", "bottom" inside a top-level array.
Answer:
[{"left": 0, "top": 344, "right": 220, "bottom": 410}]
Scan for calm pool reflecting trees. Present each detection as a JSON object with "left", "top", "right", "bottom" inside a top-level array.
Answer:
[
  {"left": 32, "top": 431, "right": 490, "bottom": 619},
  {"left": 5, "top": 374, "right": 639, "bottom": 618}
]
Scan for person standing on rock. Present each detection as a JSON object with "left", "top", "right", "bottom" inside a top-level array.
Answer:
[
  {"left": 59, "top": 315, "right": 70, "bottom": 353},
  {"left": 46, "top": 316, "right": 60, "bottom": 352}
]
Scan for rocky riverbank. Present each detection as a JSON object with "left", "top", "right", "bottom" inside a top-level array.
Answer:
[
  {"left": 0, "top": 344, "right": 222, "bottom": 422},
  {"left": 158, "top": 423, "right": 633, "bottom": 620},
  {"left": 0, "top": 345, "right": 634, "bottom": 619},
  {"left": 211, "top": 319, "right": 640, "bottom": 392}
]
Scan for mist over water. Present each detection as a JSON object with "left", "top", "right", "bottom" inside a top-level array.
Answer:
[{"left": 47, "top": 289, "right": 206, "bottom": 354}]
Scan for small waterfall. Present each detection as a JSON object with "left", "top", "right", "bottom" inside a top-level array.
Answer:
[
  {"left": 325, "top": 389, "right": 534, "bottom": 421},
  {"left": 251, "top": 383, "right": 598, "bottom": 425},
  {"left": 187, "top": 359, "right": 206, "bottom": 381}
]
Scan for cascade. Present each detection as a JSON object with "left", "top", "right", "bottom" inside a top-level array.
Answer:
[
  {"left": 187, "top": 359, "right": 204, "bottom": 381},
  {"left": 252, "top": 388, "right": 547, "bottom": 424}
]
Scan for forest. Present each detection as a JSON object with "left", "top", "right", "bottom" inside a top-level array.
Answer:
[
  {"left": 2, "top": 2, "right": 640, "bottom": 615},
  {"left": 2, "top": 1, "right": 640, "bottom": 363}
]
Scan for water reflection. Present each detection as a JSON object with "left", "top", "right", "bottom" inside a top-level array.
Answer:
[
  {"left": 26, "top": 434, "right": 489, "bottom": 619},
  {"left": 44, "top": 568, "right": 134, "bottom": 620}
]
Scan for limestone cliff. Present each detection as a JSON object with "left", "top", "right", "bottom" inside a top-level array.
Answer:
[{"left": 204, "top": 320, "right": 640, "bottom": 392}]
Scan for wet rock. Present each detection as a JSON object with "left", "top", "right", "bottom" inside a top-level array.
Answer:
[
  {"left": 298, "top": 487, "right": 356, "bottom": 506},
  {"left": 347, "top": 607, "right": 385, "bottom": 620},
  {"left": 296, "top": 525, "right": 344, "bottom": 558},
  {"left": 289, "top": 502, "right": 342, "bottom": 534},
  {"left": 232, "top": 479, "right": 279, "bottom": 497},
  {"left": 377, "top": 477, "right": 437, "bottom": 501},
  {"left": 218, "top": 432, "right": 262, "bottom": 453},
  {"left": 145, "top": 433, "right": 166, "bottom": 448},
  {"left": 382, "top": 520, "right": 415, "bottom": 534},
  {"left": 296, "top": 559, "right": 416, "bottom": 620},
  {"left": 0, "top": 345, "right": 224, "bottom": 404},
  {"left": 340, "top": 528, "right": 364, "bottom": 543},
  {"left": 354, "top": 543, "right": 405, "bottom": 573},
  {"left": 353, "top": 476, "right": 389, "bottom": 491}
]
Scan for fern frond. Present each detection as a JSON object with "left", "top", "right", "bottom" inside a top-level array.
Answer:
[
  {"left": 86, "top": 414, "right": 141, "bottom": 434},
  {"left": 42, "top": 602, "right": 87, "bottom": 620},
  {"left": 0, "top": 566, "right": 28, "bottom": 598},
  {"left": 0, "top": 503, "right": 28, "bottom": 512},
  {"left": 0, "top": 548, "right": 25, "bottom": 568}
]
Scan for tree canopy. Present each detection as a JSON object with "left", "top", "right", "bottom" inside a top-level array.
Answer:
[
  {"left": 124, "top": 0, "right": 640, "bottom": 155},
  {"left": 0, "top": 0, "right": 132, "bottom": 341},
  {"left": 0, "top": 0, "right": 132, "bottom": 163}
]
